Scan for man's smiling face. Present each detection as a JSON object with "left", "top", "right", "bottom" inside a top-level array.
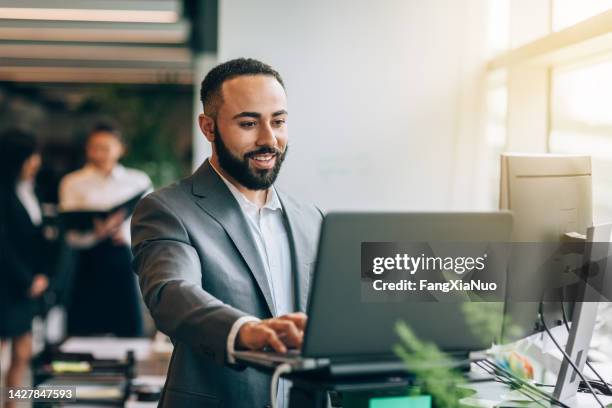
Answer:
[{"left": 210, "top": 74, "right": 288, "bottom": 190}]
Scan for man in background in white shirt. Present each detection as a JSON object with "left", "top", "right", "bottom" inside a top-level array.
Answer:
[
  {"left": 131, "top": 58, "right": 323, "bottom": 407},
  {"left": 60, "top": 123, "right": 151, "bottom": 337}
]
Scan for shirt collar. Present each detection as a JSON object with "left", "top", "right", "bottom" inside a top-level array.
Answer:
[
  {"left": 84, "top": 163, "right": 125, "bottom": 180},
  {"left": 209, "top": 159, "right": 282, "bottom": 212}
]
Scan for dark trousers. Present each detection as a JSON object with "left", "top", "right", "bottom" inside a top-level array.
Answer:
[{"left": 67, "top": 240, "right": 143, "bottom": 337}]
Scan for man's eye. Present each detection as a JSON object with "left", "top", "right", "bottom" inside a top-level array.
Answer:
[
  {"left": 239, "top": 121, "right": 257, "bottom": 128},
  {"left": 273, "top": 119, "right": 286, "bottom": 126}
]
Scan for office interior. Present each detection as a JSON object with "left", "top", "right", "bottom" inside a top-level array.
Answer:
[{"left": 1, "top": 0, "right": 612, "bottom": 407}]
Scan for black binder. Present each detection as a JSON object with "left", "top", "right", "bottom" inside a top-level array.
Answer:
[{"left": 60, "top": 190, "right": 147, "bottom": 231}]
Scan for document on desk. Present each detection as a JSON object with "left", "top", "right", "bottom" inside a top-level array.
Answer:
[
  {"left": 75, "top": 384, "right": 124, "bottom": 400},
  {"left": 60, "top": 337, "right": 152, "bottom": 360}
]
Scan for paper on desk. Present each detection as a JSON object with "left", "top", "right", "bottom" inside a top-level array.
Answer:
[
  {"left": 591, "top": 303, "right": 612, "bottom": 363},
  {"left": 132, "top": 375, "right": 166, "bottom": 387},
  {"left": 60, "top": 337, "right": 152, "bottom": 360},
  {"left": 75, "top": 384, "right": 124, "bottom": 400}
]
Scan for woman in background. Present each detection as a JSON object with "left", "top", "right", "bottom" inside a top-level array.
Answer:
[
  {"left": 59, "top": 122, "right": 151, "bottom": 337},
  {"left": 0, "top": 128, "right": 49, "bottom": 408}
]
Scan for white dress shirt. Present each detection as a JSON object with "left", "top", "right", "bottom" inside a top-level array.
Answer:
[
  {"left": 210, "top": 162, "right": 293, "bottom": 407},
  {"left": 16, "top": 180, "right": 42, "bottom": 226},
  {"left": 59, "top": 164, "right": 152, "bottom": 248}
]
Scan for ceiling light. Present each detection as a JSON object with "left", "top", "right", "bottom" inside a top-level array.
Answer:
[{"left": 0, "top": 7, "right": 178, "bottom": 23}]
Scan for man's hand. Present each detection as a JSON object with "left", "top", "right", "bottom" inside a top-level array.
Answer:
[
  {"left": 29, "top": 274, "right": 49, "bottom": 298},
  {"left": 111, "top": 229, "right": 128, "bottom": 246},
  {"left": 237, "top": 312, "right": 307, "bottom": 353},
  {"left": 93, "top": 209, "right": 126, "bottom": 239}
]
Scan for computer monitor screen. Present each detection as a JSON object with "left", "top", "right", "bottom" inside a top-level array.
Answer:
[{"left": 499, "top": 153, "right": 593, "bottom": 342}]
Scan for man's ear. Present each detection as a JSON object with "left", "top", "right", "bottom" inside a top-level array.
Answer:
[{"left": 199, "top": 114, "right": 215, "bottom": 143}]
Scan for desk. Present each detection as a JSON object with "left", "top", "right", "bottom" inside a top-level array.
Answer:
[
  {"left": 276, "top": 362, "right": 612, "bottom": 408},
  {"left": 35, "top": 337, "right": 169, "bottom": 407},
  {"left": 46, "top": 339, "right": 612, "bottom": 407},
  {"left": 464, "top": 379, "right": 612, "bottom": 407}
]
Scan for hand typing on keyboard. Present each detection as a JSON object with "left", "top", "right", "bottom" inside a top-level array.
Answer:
[{"left": 237, "top": 312, "right": 307, "bottom": 354}]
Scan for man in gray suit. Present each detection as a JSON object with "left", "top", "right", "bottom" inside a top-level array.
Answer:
[{"left": 131, "top": 58, "right": 322, "bottom": 407}]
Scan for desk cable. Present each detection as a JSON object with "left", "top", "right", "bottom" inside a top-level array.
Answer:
[
  {"left": 271, "top": 363, "right": 292, "bottom": 408},
  {"left": 475, "top": 359, "right": 568, "bottom": 407},
  {"left": 538, "top": 301, "right": 605, "bottom": 408}
]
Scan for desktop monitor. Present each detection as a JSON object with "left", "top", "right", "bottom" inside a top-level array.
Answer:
[
  {"left": 553, "top": 223, "right": 612, "bottom": 404},
  {"left": 499, "top": 153, "right": 593, "bottom": 342}
]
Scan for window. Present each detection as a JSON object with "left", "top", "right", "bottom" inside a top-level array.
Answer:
[
  {"left": 484, "top": 71, "right": 508, "bottom": 209},
  {"left": 553, "top": 0, "right": 612, "bottom": 31},
  {"left": 485, "top": 0, "right": 510, "bottom": 58},
  {"left": 550, "top": 60, "right": 612, "bottom": 223},
  {"left": 482, "top": 0, "right": 510, "bottom": 209},
  {"left": 484, "top": 2, "right": 612, "bottom": 222}
]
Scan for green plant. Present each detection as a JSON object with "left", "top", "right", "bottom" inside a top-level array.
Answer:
[
  {"left": 394, "top": 321, "right": 476, "bottom": 408},
  {"left": 461, "top": 302, "right": 524, "bottom": 350}
]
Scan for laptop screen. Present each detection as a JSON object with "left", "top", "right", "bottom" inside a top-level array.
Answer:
[{"left": 302, "top": 212, "right": 512, "bottom": 359}]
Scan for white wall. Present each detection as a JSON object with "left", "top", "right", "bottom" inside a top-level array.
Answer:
[{"left": 211, "top": 0, "right": 488, "bottom": 211}]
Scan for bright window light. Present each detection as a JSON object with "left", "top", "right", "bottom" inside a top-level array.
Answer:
[
  {"left": 485, "top": 71, "right": 508, "bottom": 209},
  {"left": 553, "top": 0, "right": 612, "bottom": 31},
  {"left": 550, "top": 60, "right": 612, "bottom": 223},
  {"left": 485, "top": 0, "right": 510, "bottom": 57}
]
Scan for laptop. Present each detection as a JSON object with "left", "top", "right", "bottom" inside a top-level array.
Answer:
[{"left": 234, "top": 212, "right": 513, "bottom": 375}]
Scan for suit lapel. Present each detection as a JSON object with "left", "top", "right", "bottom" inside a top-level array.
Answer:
[
  {"left": 191, "top": 160, "right": 277, "bottom": 316},
  {"left": 277, "top": 192, "right": 311, "bottom": 312}
]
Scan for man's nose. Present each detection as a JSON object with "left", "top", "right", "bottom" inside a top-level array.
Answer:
[{"left": 256, "top": 123, "right": 277, "bottom": 147}]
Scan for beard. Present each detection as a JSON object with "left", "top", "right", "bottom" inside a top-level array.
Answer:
[{"left": 213, "top": 124, "right": 287, "bottom": 190}]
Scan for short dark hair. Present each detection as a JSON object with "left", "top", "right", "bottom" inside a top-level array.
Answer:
[
  {"left": 87, "top": 121, "right": 124, "bottom": 144},
  {"left": 0, "top": 128, "right": 38, "bottom": 187},
  {"left": 200, "top": 58, "right": 285, "bottom": 118}
]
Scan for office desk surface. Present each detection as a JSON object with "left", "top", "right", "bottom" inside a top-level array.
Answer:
[
  {"left": 61, "top": 344, "right": 612, "bottom": 408},
  {"left": 464, "top": 379, "right": 612, "bottom": 407},
  {"left": 51, "top": 337, "right": 169, "bottom": 408}
]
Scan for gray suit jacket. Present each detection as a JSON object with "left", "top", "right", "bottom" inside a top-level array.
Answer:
[{"left": 131, "top": 160, "right": 322, "bottom": 408}]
